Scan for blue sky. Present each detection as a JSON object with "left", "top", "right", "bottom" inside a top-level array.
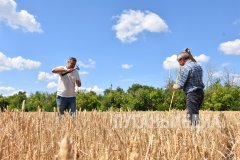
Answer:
[{"left": 0, "top": 0, "right": 240, "bottom": 96}]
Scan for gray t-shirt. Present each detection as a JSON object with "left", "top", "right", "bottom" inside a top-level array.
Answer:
[{"left": 56, "top": 66, "right": 80, "bottom": 97}]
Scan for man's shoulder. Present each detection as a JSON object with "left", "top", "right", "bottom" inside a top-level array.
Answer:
[
  {"left": 73, "top": 70, "right": 80, "bottom": 77},
  {"left": 182, "top": 62, "right": 192, "bottom": 70},
  {"left": 185, "top": 61, "right": 199, "bottom": 69}
]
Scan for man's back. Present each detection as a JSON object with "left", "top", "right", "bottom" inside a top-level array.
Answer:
[{"left": 178, "top": 60, "right": 204, "bottom": 93}]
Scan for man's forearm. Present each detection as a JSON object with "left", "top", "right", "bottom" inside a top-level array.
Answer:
[
  {"left": 52, "top": 68, "right": 67, "bottom": 73},
  {"left": 76, "top": 80, "right": 81, "bottom": 87}
]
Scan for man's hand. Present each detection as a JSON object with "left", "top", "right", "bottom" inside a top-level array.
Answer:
[
  {"left": 65, "top": 68, "right": 74, "bottom": 74},
  {"left": 66, "top": 68, "right": 74, "bottom": 72},
  {"left": 173, "top": 84, "right": 181, "bottom": 90},
  {"left": 61, "top": 68, "right": 75, "bottom": 76},
  {"left": 76, "top": 80, "right": 81, "bottom": 87}
]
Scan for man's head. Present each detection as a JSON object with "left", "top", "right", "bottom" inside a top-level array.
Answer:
[
  {"left": 177, "top": 52, "right": 190, "bottom": 66},
  {"left": 67, "top": 57, "right": 77, "bottom": 69}
]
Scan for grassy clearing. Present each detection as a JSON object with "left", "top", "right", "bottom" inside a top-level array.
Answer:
[{"left": 0, "top": 110, "right": 239, "bottom": 159}]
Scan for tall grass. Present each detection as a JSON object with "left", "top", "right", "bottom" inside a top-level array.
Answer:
[{"left": 0, "top": 110, "right": 239, "bottom": 159}]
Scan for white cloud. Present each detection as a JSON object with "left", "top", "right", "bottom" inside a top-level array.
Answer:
[
  {"left": 163, "top": 54, "right": 210, "bottom": 70},
  {"left": 79, "top": 71, "right": 89, "bottom": 75},
  {"left": 113, "top": 10, "right": 169, "bottom": 43},
  {"left": 47, "top": 82, "right": 58, "bottom": 88},
  {"left": 232, "top": 73, "right": 240, "bottom": 85},
  {"left": 2, "top": 89, "right": 25, "bottom": 97},
  {"left": 218, "top": 39, "right": 240, "bottom": 55},
  {"left": 163, "top": 55, "right": 179, "bottom": 70},
  {"left": 78, "top": 59, "right": 95, "bottom": 69},
  {"left": 38, "top": 72, "right": 58, "bottom": 81},
  {"left": 119, "top": 78, "right": 135, "bottom": 82},
  {"left": 0, "top": 85, "right": 26, "bottom": 97},
  {"left": 0, "top": 52, "right": 41, "bottom": 71},
  {"left": 221, "top": 63, "right": 230, "bottom": 68},
  {"left": 78, "top": 85, "right": 104, "bottom": 94},
  {"left": 213, "top": 71, "right": 240, "bottom": 85},
  {"left": 195, "top": 54, "right": 210, "bottom": 62},
  {"left": 0, "top": 0, "right": 42, "bottom": 32},
  {"left": 213, "top": 71, "right": 223, "bottom": 78},
  {"left": 233, "top": 18, "right": 240, "bottom": 25},
  {"left": 121, "top": 64, "right": 133, "bottom": 69},
  {"left": 0, "top": 86, "right": 15, "bottom": 91}
]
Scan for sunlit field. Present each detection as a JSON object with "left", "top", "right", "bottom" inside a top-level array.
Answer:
[{"left": 0, "top": 110, "right": 239, "bottom": 159}]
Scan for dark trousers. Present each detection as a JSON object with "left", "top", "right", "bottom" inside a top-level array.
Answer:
[
  {"left": 56, "top": 96, "right": 76, "bottom": 116},
  {"left": 186, "top": 89, "right": 204, "bottom": 123}
]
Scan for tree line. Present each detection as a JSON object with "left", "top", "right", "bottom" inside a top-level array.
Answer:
[{"left": 0, "top": 80, "right": 239, "bottom": 112}]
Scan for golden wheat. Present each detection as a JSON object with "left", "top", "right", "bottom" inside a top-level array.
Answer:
[{"left": 0, "top": 110, "right": 239, "bottom": 159}]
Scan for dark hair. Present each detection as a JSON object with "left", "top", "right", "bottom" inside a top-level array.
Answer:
[{"left": 68, "top": 57, "right": 77, "bottom": 62}]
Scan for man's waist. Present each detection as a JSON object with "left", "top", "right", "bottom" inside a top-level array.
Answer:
[
  {"left": 57, "top": 95, "right": 76, "bottom": 98},
  {"left": 57, "top": 90, "right": 76, "bottom": 97},
  {"left": 185, "top": 87, "right": 203, "bottom": 93}
]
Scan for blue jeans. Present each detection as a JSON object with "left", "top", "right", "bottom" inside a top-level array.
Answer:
[
  {"left": 56, "top": 96, "right": 76, "bottom": 116},
  {"left": 186, "top": 89, "right": 204, "bottom": 123}
]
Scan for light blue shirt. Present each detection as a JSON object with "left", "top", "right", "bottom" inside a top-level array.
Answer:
[{"left": 178, "top": 60, "right": 204, "bottom": 93}]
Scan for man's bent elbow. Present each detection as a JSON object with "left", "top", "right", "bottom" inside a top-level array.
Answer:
[{"left": 52, "top": 68, "right": 57, "bottom": 73}]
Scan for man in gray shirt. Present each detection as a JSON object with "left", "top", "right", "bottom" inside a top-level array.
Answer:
[{"left": 52, "top": 57, "right": 81, "bottom": 116}]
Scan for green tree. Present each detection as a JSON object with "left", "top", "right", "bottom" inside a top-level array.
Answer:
[
  {"left": 0, "top": 95, "right": 9, "bottom": 111},
  {"left": 101, "top": 87, "right": 129, "bottom": 111},
  {"left": 25, "top": 91, "right": 56, "bottom": 111},
  {"left": 161, "top": 81, "right": 186, "bottom": 111},
  {"left": 76, "top": 91, "right": 101, "bottom": 111},
  {"left": 204, "top": 81, "right": 240, "bottom": 111},
  {"left": 127, "top": 84, "right": 161, "bottom": 111},
  {"left": 7, "top": 91, "right": 27, "bottom": 110},
  {"left": 149, "top": 88, "right": 167, "bottom": 111}
]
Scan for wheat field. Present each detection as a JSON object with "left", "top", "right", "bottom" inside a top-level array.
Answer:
[{"left": 0, "top": 110, "right": 239, "bottom": 160}]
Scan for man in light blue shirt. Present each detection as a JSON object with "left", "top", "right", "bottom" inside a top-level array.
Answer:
[{"left": 173, "top": 50, "right": 204, "bottom": 125}]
